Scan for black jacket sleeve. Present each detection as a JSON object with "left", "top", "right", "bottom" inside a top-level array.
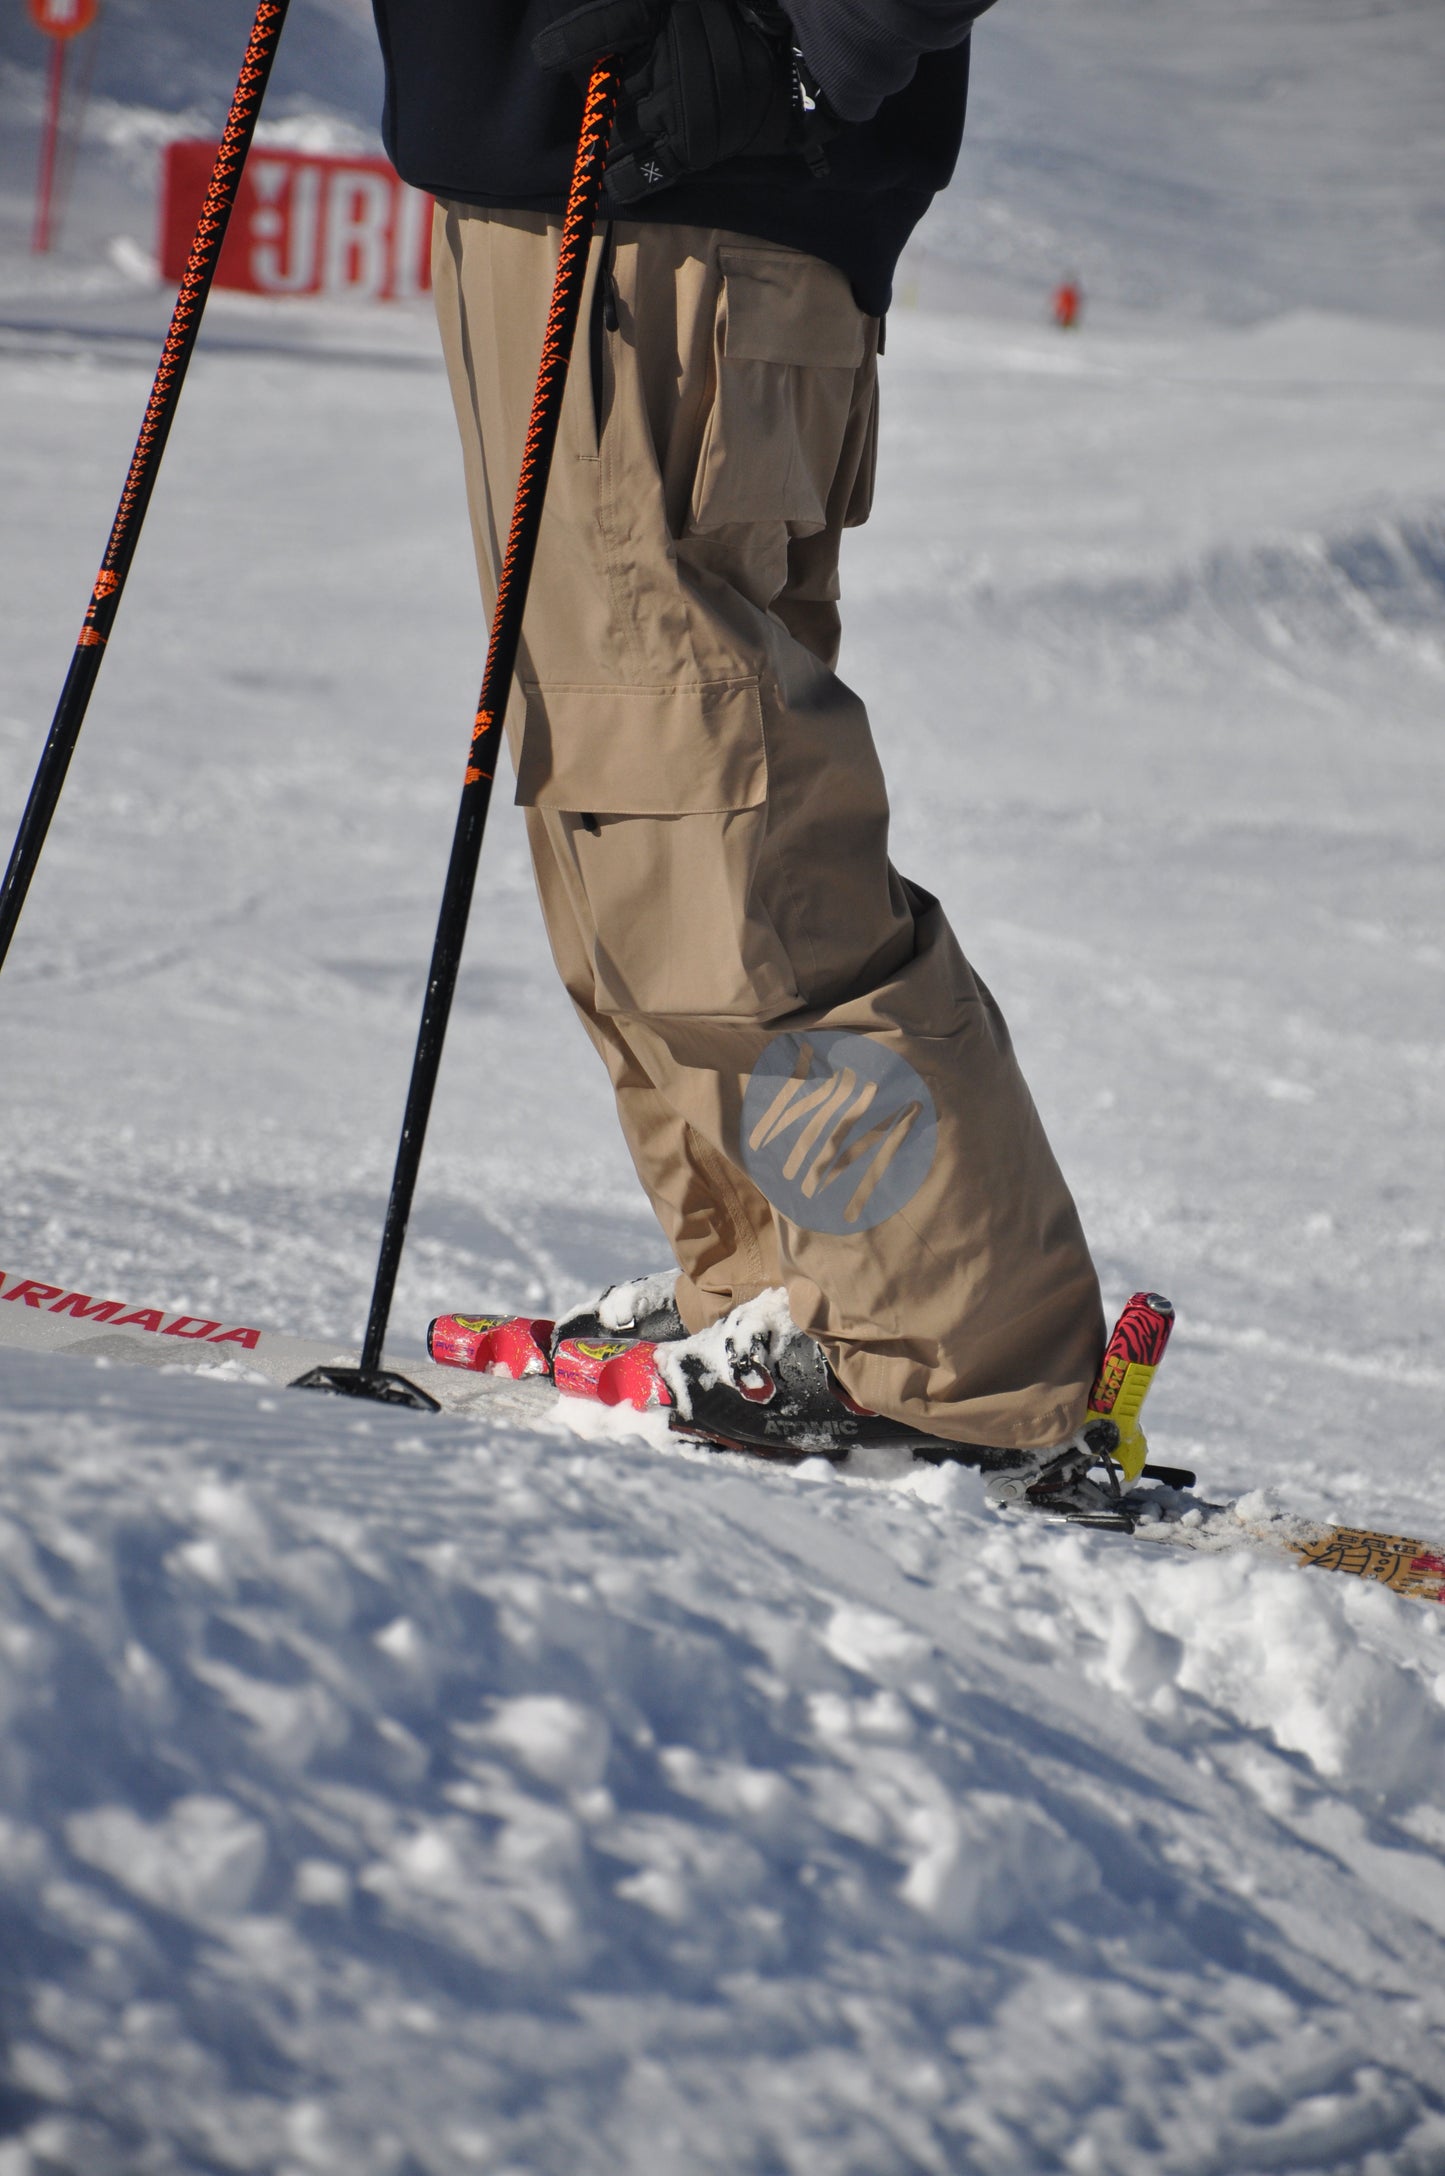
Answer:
[{"left": 786, "top": 0, "right": 996, "bottom": 124}]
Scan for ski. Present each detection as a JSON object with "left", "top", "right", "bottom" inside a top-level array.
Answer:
[
  {"left": 426, "top": 1293, "right": 1445, "bottom": 1605},
  {"left": 3, "top": 1266, "right": 1441, "bottom": 1607},
  {"left": 1134, "top": 1497, "right": 1445, "bottom": 1603},
  {"left": 0, "top": 1267, "right": 552, "bottom": 1424}
]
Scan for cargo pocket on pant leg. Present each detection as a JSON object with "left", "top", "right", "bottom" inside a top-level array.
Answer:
[
  {"left": 689, "top": 247, "right": 867, "bottom": 536},
  {"left": 515, "top": 677, "right": 799, "bottom": 1021}
]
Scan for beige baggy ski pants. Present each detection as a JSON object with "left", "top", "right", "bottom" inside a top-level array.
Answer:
[{"left": 433, "top": 205, "right": 1103, "bottom": 1450}]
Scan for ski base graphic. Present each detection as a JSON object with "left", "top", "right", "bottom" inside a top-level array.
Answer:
[
  {"left": 1289, "top": 1526, "right": 1445, "bottom": 1599},
  {"left": 1130, "top": 1497, "right": 1445, "bottom": 1605}
]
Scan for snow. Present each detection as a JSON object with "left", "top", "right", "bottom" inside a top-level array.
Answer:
[
  {"left": 5, "top": 1358, "right": 1445, "bottom": 2174},
  {"left": 588, "top": 1268, "right": 681, "bottom": 1335},
  {"left": 655, "top": 1287, "right": 803, "bottom": 1419},
  {"left": 6, "top": 1356, "right": 1445, "bottom": 2173},
  {"left": 1, "top": 2, "right": 1444, "bottom": 2168}
]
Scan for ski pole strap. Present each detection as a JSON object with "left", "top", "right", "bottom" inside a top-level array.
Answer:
[
  {"left": 0, "top": 0, "right": 289, "bottom": 974},
  {"left": 466, "top": 59, "right": 620, "bottom": 794}
]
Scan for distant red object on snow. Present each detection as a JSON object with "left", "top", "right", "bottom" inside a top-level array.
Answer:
[
  {"left": 27, "top": 0, "right": 97, "bottom": 37},
  {"left": 1052, "top": 279, "right": 1083, "bottom": 330},
  {"left": 159, "top": 140, "right": 433, "bottom": 302}
]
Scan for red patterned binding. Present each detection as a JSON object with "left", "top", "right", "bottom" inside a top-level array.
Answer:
[{"left": 1088, "top": 1292, "right": 1174, "bottom": 1413}]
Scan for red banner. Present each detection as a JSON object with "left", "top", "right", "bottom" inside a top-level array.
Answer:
[{"left": 159, "top": 140, "right": 432, "bottom": 302}]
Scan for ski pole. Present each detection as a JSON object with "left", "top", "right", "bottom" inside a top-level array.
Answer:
[
  {"left": 294, "top": 60, "right": 622, "bottom": 1410},
  {"left": 0, "top": 0, "right": 290, "bottom": 975}
]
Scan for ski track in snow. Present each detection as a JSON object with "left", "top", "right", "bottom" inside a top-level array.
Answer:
[{"left": 2, "top": 3, "right": 1445, "bottom": 2167}]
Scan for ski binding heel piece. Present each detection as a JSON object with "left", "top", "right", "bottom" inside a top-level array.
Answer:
[
  {"left": 984, "top": 1291, "right": 1177, "bottom": 1530},
  {"left": 985, "top": 1423, "right": 1135, "bottom": 1531},
  {"left": 1083, "top": 1291, "right": 1174, "bottom": 1485}
]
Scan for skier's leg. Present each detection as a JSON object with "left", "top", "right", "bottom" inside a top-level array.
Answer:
[
  {"left": 435, "top": 205, "right": 1102, "bottom": 1452},
  {"left": 523, "top": 800, "right": 783, "bottom": 1330},
  {"left": 432, "top": 202, "right": 778, "bottom": 1331}
]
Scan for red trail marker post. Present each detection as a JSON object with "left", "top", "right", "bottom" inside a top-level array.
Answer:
[{"left": 28, "top": 0, "right": 99, "bottom": 255}]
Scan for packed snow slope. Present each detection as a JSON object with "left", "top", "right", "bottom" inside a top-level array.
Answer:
[
  {"left": 2, "top": 3, "right": 1445, "bottom": 2171},
  {"left": 7, "top": 1354, "right": 1445, "bottom": 2176}
]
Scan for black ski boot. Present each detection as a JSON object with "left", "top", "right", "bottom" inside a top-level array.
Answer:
[{"left": 657, "top": 1291, "right": 1025, "bottom": 1469}]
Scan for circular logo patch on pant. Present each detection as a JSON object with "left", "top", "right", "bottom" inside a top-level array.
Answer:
[{"left": 740, "top": 1031, "right": 938, "bottom": 1235}]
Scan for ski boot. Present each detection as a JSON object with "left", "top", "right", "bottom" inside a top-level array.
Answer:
[{"left": 648, "top": 1290, "right": 1025, "bottom": 1469}]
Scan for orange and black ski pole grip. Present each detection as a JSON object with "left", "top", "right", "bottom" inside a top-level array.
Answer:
[
  {"left": 294, "top": 60, "right": 622, "bottom": 1404},
  {"left": 0, "top": 0, "right": 290, "bottom": 975}
]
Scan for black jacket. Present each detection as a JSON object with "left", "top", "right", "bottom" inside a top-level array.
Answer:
[{"left": 371, "top": 0, "right": 996, "bottom": 314}]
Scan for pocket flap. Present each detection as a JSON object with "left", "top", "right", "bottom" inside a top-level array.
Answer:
[
  {"left": 514, "top": 678, "right": 767, "bottom": 814},
  {"left": 719, "top": 248, "right": 866, "bottom": 369}
]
